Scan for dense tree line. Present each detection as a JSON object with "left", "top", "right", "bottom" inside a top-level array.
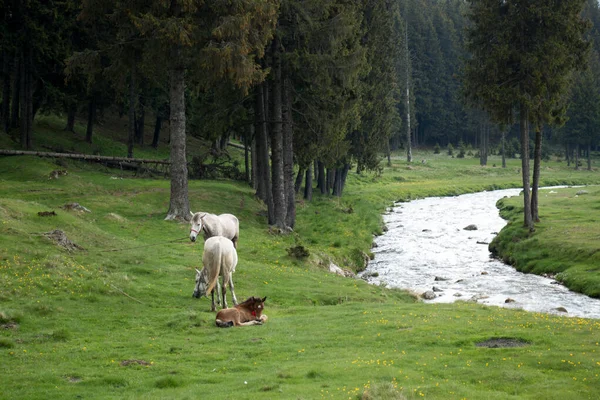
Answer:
[
  {"left": 0, "top": 0, "right": 598, "bottom": 229},
  {"left": 464, "top": 0, "right": 590, "bottom": 230}
]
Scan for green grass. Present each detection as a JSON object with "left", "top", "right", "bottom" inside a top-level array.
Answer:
[
  {"left": 490, "top": 186, "right": 600, "bottom": 297},
  {"left": 1, "top": 119, "right": 600, "bottom": 399}
]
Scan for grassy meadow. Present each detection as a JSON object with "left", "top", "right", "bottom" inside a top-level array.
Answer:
[
  {"left": 1, "top": 115, "right": 600, "bottom": 399},
  {"left": 491, "top": 186, "right": 600, "bottom": 298}
]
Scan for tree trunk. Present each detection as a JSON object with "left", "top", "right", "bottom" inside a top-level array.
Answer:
[
  {"left": 565, "top": 143, "right": 570, "bottom": 166},
  {"left": 531, "top": 124, "right": 542, "bottom": 223},
  {"left": 127, "top": 67, "right": 136, "bottom": 158},
  {"left": 19, "top": 47, "right": 33, "bottom": 150},
  {"left": 331, "top": 168, "right": 341, "bottom": 197},
  {"left": 340, "top": 163, "right": 350, "bottom": 195},
  {"left": 254, "top": 83, "right": 274, "bottom": 224},
  {"left": 386, "top": 140, "right": 391, "bottom": 167},
  {"left": 10, "top": 55, "right": 20, "bottom": 129},
  {"left": 19, "top": 51, "right": 27, "bottom": 148},
  {"left": 1, "top": 51, "right": 11, "bottom": 133},
  {"left": 587, "top": 143, "right": 592, "bottom": 171},
  {"left": 282, "top": 76, "right": 295, "bottom": 229},
  {"left": 501, "top": 128, "right": 506, "bottom": 168},
  {"left": 575, "top": 143, "right": 580, "bottom": 170},
  {"left": 164, "top": 51, "right": 190, "bottom": 221},
  {"left": 294, "top": 168, "right": 304, "bottom": 194},
  {"left": 32, "top": 83, "right": 42, "bottom": 123},
  {"left": 255, "top": 89, "right": 267, "bottom": 185},
  {"left": 332, "top": 168, "right": 339, "bottom": 197},
  {"left": 304, "top": 167, "right": 313, "bottom": 201},
  {"left": 218, "top": 134, "right": 229, "bottom": 152},
  {"left": 244, "top": 124, "right": 251, "bottom": 184},
  {"left": 479, "top": 123, "right": 485, "bottom": 166},
  {"left": 254, "top": 86, "right": 267, "bottom": 200},
  {"left": 85, "top": 96, "right": 95, "bottom": 144},
  {"left": 270, "top": 39, "right": 286, "bottom": 230},
  {"left": 251, "top": 125, "right": 258, "bottom": 189},
  {"left": 404, "top": 6, "right": 412, "bottom": 163},
  {"left": 317, "top": 161, "right": 326, "bottom": 194},
  {"left": 519, "top": 104, "right": 533, "bottom": 230},
  {"left": 65, "top": 102, "right": 76, "bottom": 132},
  {"left": 135, "top": 99, "right": 145, "bottom": 146},
  {"left": 152, "top": 115, "right": 162, "bottom": 149}
]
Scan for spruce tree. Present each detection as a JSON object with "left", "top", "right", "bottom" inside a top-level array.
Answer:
[
  {"left": 464, "top": 0, "right": 590, "bottom": 229},
  {"left": 78, "top": 0, "right": 277, "bottom": 221}
]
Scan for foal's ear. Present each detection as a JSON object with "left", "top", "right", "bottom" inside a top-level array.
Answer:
[
  {"left": 262, "top": 296, "right": 267, "bottom": 302},
  {"left": 190, "top": 211, "right": 194, "bottom": 216},
  {"left": 195, "top": 268, "right": 201, "bottom": 274}
]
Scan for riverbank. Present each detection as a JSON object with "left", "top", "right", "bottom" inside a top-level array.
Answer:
[
  {"left": 362, "top": 188, "right": 600, "bottom": 319},
  {"left": 2, "top": 118, "right": 600, "bottom": 399},
  {"left": 490, "top": 185, "right": 600, "bottom": 298}
]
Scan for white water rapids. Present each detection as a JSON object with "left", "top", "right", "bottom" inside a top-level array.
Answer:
[{"left": 360, "top": 188, "right": 600, "bottom": 320}]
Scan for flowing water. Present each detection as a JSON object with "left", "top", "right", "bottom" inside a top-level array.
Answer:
[{"left": 360, "top": 188, "right": 600, "bottom": 320}]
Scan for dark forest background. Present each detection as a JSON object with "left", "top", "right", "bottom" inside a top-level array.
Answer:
[{"left": 1, "top": 0, "right": 600, "bottom": 227}]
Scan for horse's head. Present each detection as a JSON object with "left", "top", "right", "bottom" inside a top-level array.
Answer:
[
  {"left": 189, "top": 212, "right": 206, "bottom": 242},
  {"left": 192, "top": 268, "right": 208, "bottom": 298},
  {"left": 243, "top": 296, "right": 267, "bottom": 314},
  {"left": 255, "top": 296, "right": 266, "bottom": 307}
]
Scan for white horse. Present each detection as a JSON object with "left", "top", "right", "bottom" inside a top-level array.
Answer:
[
  {"left": 189, "top": 211, "right": 239, "bottom": 248},
  {"left": 192, "top": 236, "right": 239, "bottom": 311}
]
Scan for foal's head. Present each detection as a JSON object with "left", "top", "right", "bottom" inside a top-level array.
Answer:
[
  {"left": 189, "top": 212, "right": 206, "bottom": 242},
  {"left": 192, "top": 268, "right": 208, "bottom": 298},
  {"left": 241, "top": 296, "right": 267, "bottom": 314}
]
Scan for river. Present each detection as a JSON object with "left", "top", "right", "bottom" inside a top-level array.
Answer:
[{"left": 360, "top": 188, "right": 600, "bottom": 319}]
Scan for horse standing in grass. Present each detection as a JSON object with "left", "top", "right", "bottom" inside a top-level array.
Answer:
[
  {"left": 192, "top": 236, "right": 239, "bottom": 311},
  {"left": 215, "top": 297, "right": 268, "bottom": 327},
  {"left": 189, "top": 211, "right": 239, "bottom": 248}
]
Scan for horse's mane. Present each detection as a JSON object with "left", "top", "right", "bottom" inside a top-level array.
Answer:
[{"left": 239, "top": 297, "right": 259, "bottom": 306}]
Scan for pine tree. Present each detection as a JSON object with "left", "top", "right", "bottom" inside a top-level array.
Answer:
[
  {"left": 351, "top": 0, "right": 400, "bottom": 175},
  {"left": 464, "top": 0, "right": 590, "bottom": 229},
  {"left": 562, "top": 50, "right": 600, "bottom": 171},
  {"left": 1, "top": 0, "right": 80, "bottom": 148},
  {"left": 78, "top": 0, "right": 277, "bottom": 221}
]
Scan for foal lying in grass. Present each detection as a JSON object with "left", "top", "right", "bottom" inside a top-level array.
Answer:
[{"left": 215, "top": 296, "right": 268, "bottom": 328}]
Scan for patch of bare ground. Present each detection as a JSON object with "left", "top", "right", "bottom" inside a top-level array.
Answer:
[
  {"left": 476, "top": 337, "right": 529, "bottom": 348},
  {"left": 120, "top": 359, "right": 150, "bottom": 367}
]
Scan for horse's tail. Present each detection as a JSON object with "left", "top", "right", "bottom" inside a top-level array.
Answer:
[
  {"left": 215, "top": 319, "right": 234, "bottom": 328},
  {"left": 203, "top": 238, "right": 223, "bottom": 296}
]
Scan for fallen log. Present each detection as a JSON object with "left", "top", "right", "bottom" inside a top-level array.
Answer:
[{"left": 0, "top": 149, "right": 170, "bottom": 165}]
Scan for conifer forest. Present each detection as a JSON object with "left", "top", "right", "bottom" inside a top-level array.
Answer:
[{"left": 1, "top": 0, "right": 600, "bottom": 229}]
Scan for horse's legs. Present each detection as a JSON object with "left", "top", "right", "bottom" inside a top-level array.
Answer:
[
  {"left": 221, "top": 280, "right": 228, "bottom": 309},
  {"left": 229, "top": 274, "right": 238, "bottom": 306},
  {"left": 210, "top": 289, "right": 217, "bottom": 312},
  {"left": 215, "top": 279, "right": 222, "bottom": 307}
]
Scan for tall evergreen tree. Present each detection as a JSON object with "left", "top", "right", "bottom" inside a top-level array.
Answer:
[
  {"left": 464, "top": 0, "right": 590, "bottom": 230},
  {"left": 1, "top": 0, "right": 79, "bottom": 148},
  {"left": 79, "top": 0, "right": 277, "bottom": 221},
  {"left": 351, "top": 0, "right": 400, "bottom": 175},
  {"left": 562, "top": 50, "right": 600, "bottom": 171}
]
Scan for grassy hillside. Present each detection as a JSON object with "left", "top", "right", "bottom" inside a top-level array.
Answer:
[{"left": 1, "top": 117, "right": 600, "bottom": 399}]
